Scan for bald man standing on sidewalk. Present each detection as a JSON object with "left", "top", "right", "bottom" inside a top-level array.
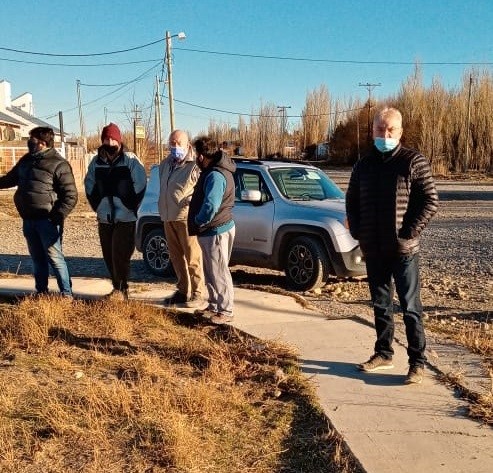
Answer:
[
  {"left": 346, "top": 106, "right": 438, "bottom": 385},
  {"left": 158, "top": 130, "right": 204, "bottom": 308}
]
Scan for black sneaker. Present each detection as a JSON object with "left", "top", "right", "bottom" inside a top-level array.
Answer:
[
  {"left": 405, "top": 365, "right": 424, "bottom": 384},
  {"left": 163, "top": 292, "right": 187, "bottom": 306},
  {"left": 357, "top": 354, "right": 394, "bottom": 372}
]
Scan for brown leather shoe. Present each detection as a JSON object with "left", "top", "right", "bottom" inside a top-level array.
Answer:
[{"left": 210, "top": 313, "right": 234, "bottom": 325}]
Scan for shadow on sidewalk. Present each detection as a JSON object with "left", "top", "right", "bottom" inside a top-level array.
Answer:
[
  {"left": 0, "top": 254, "right": 169, "bottom": 284},
  {"left": 300, "top": 358, "right": 407, "bottom": 386}
]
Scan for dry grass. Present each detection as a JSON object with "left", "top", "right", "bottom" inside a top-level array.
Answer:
[
  {"left": 426, "top": 316, "right": 493, "bottom": 424},
  {"left": 0, "top": 296, "right": 360, "bottom": 473},
  {"left": 426, "top": 315, "right": 493, "bottom": 367}
]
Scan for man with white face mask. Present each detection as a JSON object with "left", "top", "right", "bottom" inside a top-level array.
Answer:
[
  {"left": 158, "top": 129, "right": 204, "bottom": 307},
  {"left": 346, "top": 107, "right": 438, "bottom": 385}
]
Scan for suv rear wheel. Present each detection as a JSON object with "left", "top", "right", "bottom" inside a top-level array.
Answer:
[
  {"left": 284, "top": 236, "right": 330, "bottom": 291},
  {"left": 142, "top": 228, "right": 174, "bottom": 277}
]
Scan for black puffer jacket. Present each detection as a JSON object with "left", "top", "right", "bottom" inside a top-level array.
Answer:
[
  {"left": 0, "top": 147, "right": 78, "bottom": 222},
  {"left": 346, "top": 144, "right": 438, "bottom": 258}
]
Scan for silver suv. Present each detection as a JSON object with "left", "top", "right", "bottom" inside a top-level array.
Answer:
[{"left": 135, "top": 159, "right": 365, "bottom": 291}]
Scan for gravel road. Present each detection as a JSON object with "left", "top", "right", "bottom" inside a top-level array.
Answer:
[{"left": 1, "top": 174, "right": 492, "bottom": 315}]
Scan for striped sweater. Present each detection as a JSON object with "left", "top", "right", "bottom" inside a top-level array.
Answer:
[{"left": 346, "top": 144, "right": 438, "bottom": 258}]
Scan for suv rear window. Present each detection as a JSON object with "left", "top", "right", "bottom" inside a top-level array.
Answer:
[{"left": 269, "top": 167, "right": 344, "bottom": 200}]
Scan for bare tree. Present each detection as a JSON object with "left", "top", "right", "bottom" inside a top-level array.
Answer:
[
  {"left": 301, "top": 85, "right": 331, "bottom": 152},
  {"left": 253, "top": 103, "right": 277, "bottom": 158},
  {"left": 203, "top": 66, "right": 493, "bottom": 174},
  {"left": 419, "top": 78, "right": 448, "bottom": 169}
]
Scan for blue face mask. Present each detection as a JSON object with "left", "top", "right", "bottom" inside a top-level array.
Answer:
[
  {"left": 170, "top": 146, "right": 187, "bottom": 161},
  {"left": 374, "top": 137, "right": 399, "bottom": 153}
]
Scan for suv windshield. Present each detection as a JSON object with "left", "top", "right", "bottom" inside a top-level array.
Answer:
[{"left": 269, "top": 167, "right": 344, "bottom": 200}]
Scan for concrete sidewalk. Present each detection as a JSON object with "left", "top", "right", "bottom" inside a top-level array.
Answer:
[{"left": 1, "top": 276, "right": 492, "bottom": 473}]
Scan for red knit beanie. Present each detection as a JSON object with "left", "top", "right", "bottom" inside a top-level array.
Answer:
[{"left": 101, "top": 122, "right": 122, "bottom": 144}]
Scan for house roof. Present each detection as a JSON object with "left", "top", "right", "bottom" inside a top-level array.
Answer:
[
  {"left": 7, "top": 106, "right": 60, "bottom": 133},
  {"left": 0, "top": 110, "right": 24, "bottom": 126}
]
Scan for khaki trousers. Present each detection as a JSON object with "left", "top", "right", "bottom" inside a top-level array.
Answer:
[{"left": 164, "top": 220, "right": 204, "bottom": 298}]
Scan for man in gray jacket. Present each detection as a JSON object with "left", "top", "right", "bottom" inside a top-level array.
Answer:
[{"left": 346, "top": 107, "right": 438, "bottom": 385}]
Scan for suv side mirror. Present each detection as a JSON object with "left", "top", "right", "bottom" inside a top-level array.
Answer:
[{"left": 241, "top": 189, "right": 262, "bottom": 202}]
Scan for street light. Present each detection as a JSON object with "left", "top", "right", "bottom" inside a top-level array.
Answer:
[{"left": 165, "top": 30, "right": 186, "bottom": 132}]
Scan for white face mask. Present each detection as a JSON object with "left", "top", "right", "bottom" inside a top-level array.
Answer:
[{"left": 374, "top": 137, "right": 399, "bottom": 153}]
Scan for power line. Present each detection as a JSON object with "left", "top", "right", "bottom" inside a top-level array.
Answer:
[
  {"left": 80, "top": 79, "right": 143, "bottom": 87},
  {"left": 41, "top": 61, "right": 161, "bottom": 119},
  {"left": 175, "top": 47, "right": 493, "bottom": 66},
  {"left": 0, "top": 38, "right": 163, "bottom": 57},
  {"left": 0, "top": 56, "right": 161, "bottom": 67},
  {"left": 2, "top": 38, "right": 491, "bottom": 66},
  {"left": 172, "top": 95, "right": 364, "bottom": 118}
]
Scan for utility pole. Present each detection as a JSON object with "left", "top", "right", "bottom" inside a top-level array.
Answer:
[
  {"left": 164, "top": 31, "right": 186, "bottom": 134},
  {"left": 155, "top": 75, "right": 163, "bottom": 162},
  {"left": 358, "top": 82, "right": 381, "bottom": 143},
  {"left": 356, "top": 112, "right": 360, "bottom": 160},
  {"left": 76, "top": 79, "right": 85, "bottom": 140},
  {"left": 133, "top": 105, "right": 141, "bottom": 154},
  {"left": 165, "top": 31, "right": 175, "bottom": 132},
  {"left": 464, "top": 73, "right": 473, "bottom": 172},
  {"left": 58, "top": 111, "right": 65, "bottom": 158},
  {"left": 104, "top": 107, "right": 108, "bottom": 124},
  {"left": 58, "top": 111, "right": 64, "bottom": 143},
  {"left": 277, "top": 105, "right": 291, "bottom": 156}
]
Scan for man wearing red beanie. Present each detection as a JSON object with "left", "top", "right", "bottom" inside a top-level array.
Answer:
[
  {"left": 101, "top": 122, "right": 122, "bottom": 144},
  {"left": 84, "top": 122, "right": 147, "bottom": 300}
]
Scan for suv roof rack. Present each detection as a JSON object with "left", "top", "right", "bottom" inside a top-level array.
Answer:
[
  {"left": 232, "top": 156, "right": 298, "bottom": 165},
  {"left": 232, "top": 157, "right": 264, "bottom": 165}
]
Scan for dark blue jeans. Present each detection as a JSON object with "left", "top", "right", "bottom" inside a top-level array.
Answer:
[
  {"left": 22, "top": 218, "right": 72, "bottom": 296},
  {"left": 365, "top": 253, "right": 426, "bottom": 367},
  {"left": 98, "top": 221, "right": 136, "bottom": 291}
]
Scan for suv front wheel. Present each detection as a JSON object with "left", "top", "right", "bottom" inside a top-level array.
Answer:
[
  {"left": 142, "top": 228, "right": 174, "bottom": 277},
  {"left": 284, "top": 236, "right": 331, "bottom": 291}
]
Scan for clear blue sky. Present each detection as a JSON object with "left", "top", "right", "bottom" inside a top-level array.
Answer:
[{"left": 1, "top": 0, "right": 491, "bottom": 139}]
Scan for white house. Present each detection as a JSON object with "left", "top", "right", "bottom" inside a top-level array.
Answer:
[{"left": 0, "top": 80, "right": 62, "bottom": 142}]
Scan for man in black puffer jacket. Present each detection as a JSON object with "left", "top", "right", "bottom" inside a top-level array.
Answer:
[
  {"left": 346, "top": 107, "right": 438, "bottom": 385},
  {"left": 0, "top": 127, "right": 78, "bottom": 297}
]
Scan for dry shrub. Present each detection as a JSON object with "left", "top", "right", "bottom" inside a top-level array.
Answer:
[
  {"left": 0, "top": 296, "right": 359, "bottom": 473},
  {"left": 429, "top": 317, "right": 493, "bottom": 425}
]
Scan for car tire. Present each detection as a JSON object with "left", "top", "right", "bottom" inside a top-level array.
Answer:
[
  {"left": 142, "top": 228, "right": 175, "bottom": 277},
  {"left": 284, "top": 236, "right": 330, "bottom": 291}
]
